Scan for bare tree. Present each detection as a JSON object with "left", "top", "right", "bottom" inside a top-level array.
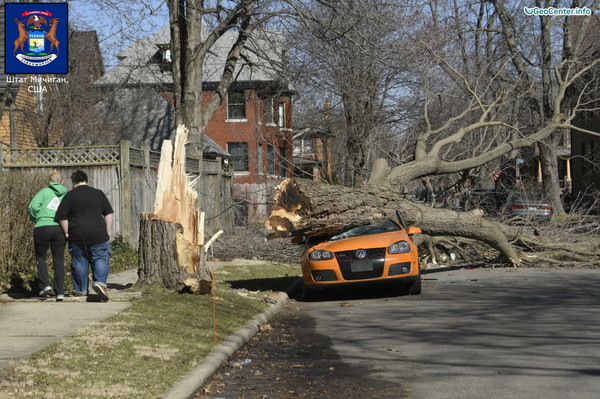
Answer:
[
  {"left": 286, "top": 0, "right": 419, "bottom": 186},
  {"left": 268, "top": 0, "right": 600, "bottom": 266}
]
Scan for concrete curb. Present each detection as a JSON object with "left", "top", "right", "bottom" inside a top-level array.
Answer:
[{"left": 163, "top": 277, "right": 302, "bottom": 399}]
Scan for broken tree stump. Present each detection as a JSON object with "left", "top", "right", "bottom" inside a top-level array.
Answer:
[
  {"left": 137, "top": 215, "right": 209, "bottom": 292},
  {"left": 136, "top": 124, "right": 218, "bottom": 293}
]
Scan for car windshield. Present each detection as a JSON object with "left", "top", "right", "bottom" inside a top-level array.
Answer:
[{"left": 330, "top": 220, "right": 400, "bottom": 241}]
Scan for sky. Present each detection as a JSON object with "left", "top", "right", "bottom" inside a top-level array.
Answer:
[{"left": 67, "top": 0, "right": 169, "bottom": 69}]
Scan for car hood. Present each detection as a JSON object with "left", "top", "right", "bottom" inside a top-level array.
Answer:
[{"left": 311, "top": 230, "right": 410, "bottom": 252}]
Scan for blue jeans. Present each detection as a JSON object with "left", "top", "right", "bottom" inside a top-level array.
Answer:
[{"left": 68, "top": 241, "right": 111, "bottom": 295}]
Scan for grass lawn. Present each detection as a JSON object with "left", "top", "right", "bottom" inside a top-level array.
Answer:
[{"left": 0, "top": 262, "right": 301, "bottom": 399}]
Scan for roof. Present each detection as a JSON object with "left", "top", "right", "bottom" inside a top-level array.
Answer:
[
  {"left": 96, "top": 87, "right": 229, "bottom": 157},
  {"left": 95, "top": 24, "right": 287, "bottom": 88}
]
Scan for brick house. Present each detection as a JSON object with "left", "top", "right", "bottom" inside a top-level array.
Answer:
[{"left": 95, "top": 25, "right": 294, "bottom": 224}]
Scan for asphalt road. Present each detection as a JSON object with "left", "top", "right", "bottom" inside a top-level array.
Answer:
[{"left": 302, "top": 266, "right": 600, "bottom": 399}]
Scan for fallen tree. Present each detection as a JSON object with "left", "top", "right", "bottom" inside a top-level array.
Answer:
[{"left": 266, "top": 178, "right": 599, "bottom": 267}]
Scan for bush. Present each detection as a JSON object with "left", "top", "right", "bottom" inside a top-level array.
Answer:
[
  {"left": 110, "top": 234, "right": 138, "bottom": 274},
  {"left": 0, "top": 171, "right": 47, "bottom": 291}
]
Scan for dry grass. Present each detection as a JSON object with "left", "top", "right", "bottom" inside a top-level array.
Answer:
[
  {"left": 0, "top": 171, "right": 47, "bottom": 290},
  {"left": 0, "top": 263, "right": 301, "bottom": 399}
]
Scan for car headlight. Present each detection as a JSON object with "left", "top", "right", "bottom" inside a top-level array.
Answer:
[
  {"left": 309, "top": 250, "right": 334, "bottom": 261},
  {"left": 388, "top": 241, "right": 411, "bottom": 254}
]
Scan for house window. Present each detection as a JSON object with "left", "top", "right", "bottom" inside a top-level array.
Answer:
[
  {"left": 280, "top": 147, "right": 288, "bottom": 177},
  {"left": 228, "top": 90, "right": 246, "bottom": 120},
  {"left": 266, "top": 98, "right": 274, "bottom": 124},
  {"left": 278, "top": 102, "right": 286, "bottom": 128},
  {"left": 267, "top": 145, "right": 276, "bottom": 175},
  {"left": 304, "top": 138, "right": 314, "bottom": 154},
  {"left": 293, "top": 138, "right": 301, "bottom": 155},
  {"left": 228, "top": 142, "right": 249, "bottom": 172}
]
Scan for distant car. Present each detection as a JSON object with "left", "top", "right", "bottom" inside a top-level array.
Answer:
[
  {"left": 300, "top": 217, "right": 422, "bottom": 300},
  {"left": 506, "top": 192, "right": 552, "bottom": 218}
]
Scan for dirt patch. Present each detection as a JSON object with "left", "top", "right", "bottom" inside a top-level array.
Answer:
[{"left": 194, "top": 301, "right": 408, "bottom": 399}]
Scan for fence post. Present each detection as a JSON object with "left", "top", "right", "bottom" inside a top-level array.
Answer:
[{"left": 119, "top": 140, "right": 133, "bottom": 246}]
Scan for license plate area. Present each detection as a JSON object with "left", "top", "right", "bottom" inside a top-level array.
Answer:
[{"left": 351, "top": 260, "right": 374, "bottom": 273}]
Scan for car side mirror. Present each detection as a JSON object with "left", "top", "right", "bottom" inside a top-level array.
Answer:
[{"left": 407, "top": 226, "right": 422, "bottom": 235}]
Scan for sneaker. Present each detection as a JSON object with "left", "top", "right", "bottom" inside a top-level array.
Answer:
[
  {"left": 39, "top": 286, "right": 54, "bottom": 297},
  {"left": 56, "top": 294, "right": 64, "bottom": 302},
  {"left": 92, "top": 283, "right": 109, "bottom": 302}
]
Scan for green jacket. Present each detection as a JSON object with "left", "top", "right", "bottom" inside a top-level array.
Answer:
[{"left": 28, "top": 182, "right": 68, "bottom": 228}]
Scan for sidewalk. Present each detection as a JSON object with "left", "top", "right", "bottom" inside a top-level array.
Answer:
[
  {"left": 0, "top": 269, "right": 140, "bottom": 370},
  {"left": 0, "top": 262, "right": 296, "bottom": 399}
]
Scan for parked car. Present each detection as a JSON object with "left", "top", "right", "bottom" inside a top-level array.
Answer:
[
  {"left": 505, "top": 192, "right": 553, "bottom": 218},
  {"left": 300, "top": 217, "right": 422, "bottom": 300}
]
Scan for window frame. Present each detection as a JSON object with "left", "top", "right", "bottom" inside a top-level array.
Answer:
[
  {"left": 228, "top": 142, "right": 249, "bottom": 172},
  {"left": 267, "top": 145, "right": 276, "bottom": 175},
  {"left": 278, "top": 102, "right": 286, "bottom": 128},
  {"left": 227, "top": 90, "right": 246, "bottom": 121},
  {"left": 279, "top": 147, "right": 288, "bottom": 177},
  {"left": 265, "top": 98, "right": 275, "bottom": 125}
]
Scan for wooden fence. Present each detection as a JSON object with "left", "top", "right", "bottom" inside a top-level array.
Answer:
[{"left": 0, "top": 141, "right": 234, "bottom": 247}]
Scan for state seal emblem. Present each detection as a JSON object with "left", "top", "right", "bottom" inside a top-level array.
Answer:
[{"left": 4, "top": 3, "right": 68, "bottom": 74}]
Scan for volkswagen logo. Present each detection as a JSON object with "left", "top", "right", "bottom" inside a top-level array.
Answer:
[{"left": 355, "top": 249, "right": 367, "bottom": 259}]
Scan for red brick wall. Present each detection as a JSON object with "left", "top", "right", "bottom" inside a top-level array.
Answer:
[{"left": 203, "top": 89, "right": 293, "bottom": 185}]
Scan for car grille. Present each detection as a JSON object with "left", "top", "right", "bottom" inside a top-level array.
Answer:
[
  {"left": 335, "top": 248, "right": 385, "bottom": 280},
  {"left": 336, "top": 248, "right": 385, "bottom": 261}
]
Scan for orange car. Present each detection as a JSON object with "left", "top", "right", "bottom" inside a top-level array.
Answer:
[{"left": 301, "top": 218, "right": 422, "bottom": 300}]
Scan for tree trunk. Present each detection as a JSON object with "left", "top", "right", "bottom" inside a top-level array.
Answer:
[
  {"left": 539, "top": 135, "right": 566, "bottom": 216},
  {"left": 137, "top": 215, "right": 209, "bottom": 292},
  {"left": 266, "top": 178, "right": 520, "bottom": 265},
  {"left": 137, "top": 125, "right": 220, "bottom": 293}
]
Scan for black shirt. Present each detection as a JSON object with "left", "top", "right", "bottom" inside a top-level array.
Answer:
[{"left": 56, "top": 185, "right": 114, "bottom": 245}]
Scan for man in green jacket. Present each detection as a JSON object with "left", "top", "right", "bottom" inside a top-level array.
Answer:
[{"left": 28, "top": 171, "right": 67, "bottom": 300}]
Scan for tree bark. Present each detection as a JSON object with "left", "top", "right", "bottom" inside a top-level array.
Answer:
[
  {"left": 137, "top": 215, "right": 209, "bottom": 292},
  {"left": 539, "top": 135, "right": 566, "bottom": 216},
  {"left": 266, "top": 178, "right": 520, "bottom": 265},
  {"left": 137, "top": 125, "right": 216, "bottom": 293}
]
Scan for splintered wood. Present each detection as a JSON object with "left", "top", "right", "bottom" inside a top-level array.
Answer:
[
  {"left": 153, "top": 124, "right": 199, "bottom": 245},
  {"left": 138, "top": 124, "right": 216, "bottom": 293}
]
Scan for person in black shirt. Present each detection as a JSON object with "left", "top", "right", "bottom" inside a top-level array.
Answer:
[{"left": 56, "top": 170, "right": 114, "bottom": 301}]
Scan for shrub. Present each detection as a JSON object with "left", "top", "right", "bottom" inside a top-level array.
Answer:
[
  {"left": 110, "top": 234, "right": 138, "bottom": 274},
  {"left": 0, "top": 171, "right": 47, "bottom": 291}
]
